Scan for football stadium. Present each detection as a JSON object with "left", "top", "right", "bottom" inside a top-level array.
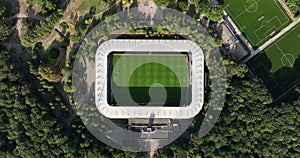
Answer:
[{"left": 95, "top": 39, "right": 204, "bottom": 119}]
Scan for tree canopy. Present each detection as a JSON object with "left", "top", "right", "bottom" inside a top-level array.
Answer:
[
  {"left": 0, "top": 49, "right": 142, "bottom": 157},
  {"left": 0, "top": 6, "right": 11, "bottom": 42},
  {"left": 284, "top": 0, "right": 300, "bottom": 17},
  {"left": 191, "top": 0, "right": 224, "bottom": 21},
  {"left": 26, "top": 0, "right": 58, "bottom": 14},
  {"left": 153, "top": 0, "right": 171, "bottom": 7},
  {"left": 1, "top": 1, "right": 299, "bottom": 157},
  {"left": 156, "top": 59, "right": 300, "bottom": 157}
]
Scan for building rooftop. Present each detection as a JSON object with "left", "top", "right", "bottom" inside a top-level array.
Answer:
[
  {"left": 210, "top": 0, "right": 219, "bottom": 8},
  {"left": 221, "top": 23, "right": 238, "bottom": 43}
]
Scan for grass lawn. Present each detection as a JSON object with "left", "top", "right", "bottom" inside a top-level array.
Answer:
[
  {"left": 247, "top": 23, "right": 300, "bottom": 98},
  {"left": 112, "top": 54, "right": 189, "bottom": 87},
  {"left": 77, "top": 0, "right": 108, "bottom": 14},
  {"left": 110, "top": 54, "right": 189, "bottom": 106},
  {"left": 225, "top": 0, "right": 292, "bottom": 47}
]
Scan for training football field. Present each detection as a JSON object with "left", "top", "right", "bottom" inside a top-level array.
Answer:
[
  {"left": 225, "top": 0, "right": 292, "bottom": 47},
  {"left": 110, "top": 54, "right": 189, "bottom": 106},
  {"left": 247, "top": 23, "right": 300, "bottom": 98}
]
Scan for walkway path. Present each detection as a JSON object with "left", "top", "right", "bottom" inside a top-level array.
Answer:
[
  {"left": 278, "top": 0, "right": 296, "bottom": 21},
  {"left": 15, "top": 0, "right": 27, "bottom": 37},
  {"left": 2, "top": 0, "right": 75, "bottom": 129},
  {"left": 39, "top": 0, "right": 121, "bottom": 44},
  {"left": 6, "top": 13, "right": 45, "bottom": 21},
  {"left": 137, "top": 0, "right": 157, "bottom": 25},
  {"left": 6, "top": 0, "right": 45, "bottom": 22}
]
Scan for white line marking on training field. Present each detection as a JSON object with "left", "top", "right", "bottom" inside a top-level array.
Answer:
[
  {"left": 273, "top": 0, "right": 291, "bottom": 23},
  {"left": 281, "top": 53, "right": 295, "bottom": 67},
  {"left": 254, "top": 16, "right": 283, "bottom": 43},
  {"left": 274, "top": 44, "right": 299, "bottom": 76},
  {"left": 244, "top": 0, "right": 259, "bottom": 13}
]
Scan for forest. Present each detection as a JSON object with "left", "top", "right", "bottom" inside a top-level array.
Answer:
[
  {"left": 0, "top": 0, "right": 299, "bottom": 157},
  {"left": 1, "top": 46, "right": 299, "bottom": 157},
  {"left": 0, "top": 6, "right": 12, "bottom": 42}
]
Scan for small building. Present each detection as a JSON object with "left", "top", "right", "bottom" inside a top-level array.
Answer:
[
  {"left": 221, "top": 22, "right": 251, "bottom": 61},
  {"left": 221, "top": 22, "right": 238, "bottom": 45},
  {"left": 210, "top": 0, "right": 219, "bottom": 8}
]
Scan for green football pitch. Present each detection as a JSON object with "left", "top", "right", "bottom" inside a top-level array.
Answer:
[
  {"left": 110, "top": 54, "right": 190, "bottom": 106},
  {"left": 112, "top": 54, "right": 189, "bottom": 87},
  {"left": 225, "top": 0, "right": 292, "bottom": 47},
  {"left": 247, "top": 23, "right": 300, "bottom": 98}
]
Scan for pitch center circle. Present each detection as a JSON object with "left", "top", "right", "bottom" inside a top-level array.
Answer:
[
  {"left": 244, "top": 0, "right": 258, "bottom": 13},
  {"left": 281, "top": 54, "right": 295, "bottom": 67}
]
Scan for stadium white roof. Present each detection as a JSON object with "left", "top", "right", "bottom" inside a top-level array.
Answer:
[{"left": 95, "top": 39, "right": 204, "bottom": 119}]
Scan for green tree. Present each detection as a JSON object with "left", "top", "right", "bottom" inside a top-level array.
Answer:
[
  {"left": 191, "top": 0, "right": 224, "bottom": 21},
  {"left": 21, "top": 11, "right": 62, "bottom": 47},
  {"left": 284, "top": 0, "right": 300, "bottom": 17},
  {"left": 153, "top": 0, "right": 171, "bottom": 7},
  {"left": 28, "top": 0, "right": 57, "bottom": 14},
  {"left": 158, "top": 58, "right": 300, "bottom": 157},
  {"left": 0, "top": 6, "right": 11, "bottom": 42},
  {"left": 38, "top": 64, "right": 61, "bottom": 82},
  {"left": 177, "top": 0, "right": 189, "bottom": 12}
]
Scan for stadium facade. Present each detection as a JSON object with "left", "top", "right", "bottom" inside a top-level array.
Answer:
[{"left": 95, "top": 39, "right": 204, "bottom": 119}]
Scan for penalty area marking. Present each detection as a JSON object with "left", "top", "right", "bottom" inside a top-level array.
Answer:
[
  {"left": 264, "top": 26, "right": 276, "bottom": 37},
  {"left": 258, "top": 16, "right": 264, "bottom": 21},
  {"left": 254, "top": 16, "right": 281, "bottom": 41}
]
